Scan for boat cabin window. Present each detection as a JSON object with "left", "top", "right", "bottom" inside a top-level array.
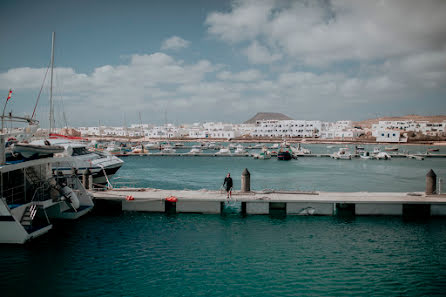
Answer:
[{"left": 72, "top": 147, "right": 91, "bottom": 156}]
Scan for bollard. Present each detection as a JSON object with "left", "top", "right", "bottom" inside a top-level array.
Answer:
[
  {"left": 88, "top": 175, "right": 93, "bottom": 190},
  {"left": 241, "top": 168, "right": 250, "bottom": 192},
  {"left": 426, "top": 169, "right": 437, "bottom": 195},
  {"left": 0, "top": 135, "right": 5, "bottom": 165}
]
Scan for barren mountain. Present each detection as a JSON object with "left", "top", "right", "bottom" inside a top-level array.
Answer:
[{"left": 244, "top": 112, "right": 293, "bottom": 124}]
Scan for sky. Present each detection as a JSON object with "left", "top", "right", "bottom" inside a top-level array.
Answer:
[{"left": 0, "top": 0, "right": 445, "bottom": 127}]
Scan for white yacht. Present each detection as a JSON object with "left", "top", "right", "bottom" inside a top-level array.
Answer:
[
  {"left": 29, "top": 138, "right": 123, "bottom": 185},
  {"left": 375, "top": 152, "right": 392, "bottom": 160},
  {"left": 161, "top": 144, "right": 176, "bottom": 154},
  {"left": 291, "top": 144, "right": 311, "bottom": 156},
  {"left": 234, "top": 145, "right": 246, "bottom": 155},
  {"left": 187, "top": 148, "right": 202, "bottom": 155},
  {"left": 360, "top": 151, "right": 373, "bottom": 159},
  {"left": 331, "top": 148, "right": 352, "bottom": 160},
  {"left": 0, "top": 136, "right": 94, "bottom": 244},
  {"left": 216, "top": 148, "right": 231, "bottom": 155},
  {"left": 253, "top": 146, "right": 271, "bottom": 159},
  {"left": 144, "top": 142, "right": 159, "bottom": 149}
]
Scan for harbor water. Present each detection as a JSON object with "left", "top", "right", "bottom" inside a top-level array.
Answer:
[
  {"left": 1, "top": 144, "right": 445, "bottom": 296},
  {"left": 1, "top": 213, "right": 446, "bottom": 296},
  {"left": 112, "top": 151, "right": 445, "bottom": 193}
]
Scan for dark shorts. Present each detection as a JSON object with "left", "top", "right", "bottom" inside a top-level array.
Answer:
[{"left": 225, "top": 186, "right": 232, "bottom": 192}]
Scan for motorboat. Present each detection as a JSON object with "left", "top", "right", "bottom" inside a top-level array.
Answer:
[
  {"left": 29, "top": 138, "right": 123, "bottom": 185},
  {"left": 234, "top": 145, "right": 246, "bottom": 155},
  {"left": 187, "top": 148, "right": 202, "bottom": 155},
  {"left": 360, "top": 151, "right": 373, "bottom": 159},
  {"left": 384, "top": 146, "right": 399, "bottom": 151},
  {"left": 280, "top": 140, "right": 290, "bottom": 148},
  {"left": 375, "top": 152, "right": 392, "bottom": 160},
  {"left": 174, "top": 142, "right": 184, "bottom": 148},
  {"left": 254, "top": 147, "right": 271, "bottom": 159},
  {"left": 427, "top": 148, "right": 439, "bottom": 152},
  {"left": 0, "top": 119, "right": 94, "bottom": 243},
  {"left": 291, "top": 143, "right": 311, "bottom": 156},
  {"left": 132, "top": 144, "right": 150, "bottom": 154},
  {"left": 0, "top": 155, "right": 94, "bottom": 244},
  {"left": 13, "top": 141, "right": 65, "bottom": 158},
  {"left": 144, "top": 142, "right": 159, "bottom": 149},
  {"left": 407, "top": 154, "right": 424, "bottom": 160},
  {"left": 161, "top": 146, "right": 176, "bottom": 154},
  {"left": 331, "top": 148, "right": 352, "bottom": 160},
  {"left": 277, "top": 149, "right": 292, "bottom": 160},
  {"left": 216, "top": 148, "right": 231, "bottom": 155},
  {"left": 373, "top": 147, "right": 381, "bottom": 154},
  {"left": 271, "top": 143, "right": 280, "bottom": 149}
]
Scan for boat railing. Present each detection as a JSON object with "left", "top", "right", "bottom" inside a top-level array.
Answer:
[
  {"left": 30, "top": 181, "right": 51, "bottom": 202},
  {"left": 2, "top": 184, "right": 26, "bottom": 205}
]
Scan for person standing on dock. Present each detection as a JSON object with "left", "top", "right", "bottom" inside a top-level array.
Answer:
[{"left": 223, "top": 173, "right": 233, "bottom": 199}]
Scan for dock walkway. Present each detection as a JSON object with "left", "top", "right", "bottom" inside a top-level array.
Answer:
[{"left": 92, "top": 188, "right": 446, "bottom": 216}]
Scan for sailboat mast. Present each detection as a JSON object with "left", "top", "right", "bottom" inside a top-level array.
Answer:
[
  {"left": 139, "top": 112, "right": 144, "bottom": 141},
  {"left": 49, "top": 32, "right": 55, "bottom": 134}
]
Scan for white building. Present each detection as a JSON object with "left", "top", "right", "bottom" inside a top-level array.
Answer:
[
  {"left": 319, "top": 120, "right": 363, "bottom": 139},
  {"left": 375, "top": 130, "right": 404, "bottom": 143},
  {"left": 372, "top": 120, "right": 446, "bottom": 137},
  {"left": 251, "top": 120, "right": 322, "bottom": 138}
]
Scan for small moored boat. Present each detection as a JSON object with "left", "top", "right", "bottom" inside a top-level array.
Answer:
[
  {"left": 13, "top": 142, "right": 65, "bottom": 158},
  {"left": 277, "top": 149, "right": 292, "bottom": 161}
]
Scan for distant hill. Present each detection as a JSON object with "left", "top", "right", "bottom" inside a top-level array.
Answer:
[
  {"left": 244, "top": 112, "right": 293, "bottom": 124},
  {"left": 354, "top": 114, "right": 446, "bottom": 128}
]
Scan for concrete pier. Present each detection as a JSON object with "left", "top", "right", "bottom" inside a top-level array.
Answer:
[{"left": 92, "top": 188, "right": 446, "bottom": 217}]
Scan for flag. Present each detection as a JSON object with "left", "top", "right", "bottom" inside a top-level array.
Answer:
[{"left": 6, "top": 89, "right": 12, "bottom": 102}]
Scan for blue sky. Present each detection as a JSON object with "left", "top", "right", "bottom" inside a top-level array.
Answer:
[{"left": 0, "top": 0, "right": 445, "bottom": 127}]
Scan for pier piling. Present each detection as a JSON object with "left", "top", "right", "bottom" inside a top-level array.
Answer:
[
  {"left": 241, "top": 168, "right": 251, "bottom": 192},
  {"left": 426, "top": 169, "right": 437, "bottom": 195}
]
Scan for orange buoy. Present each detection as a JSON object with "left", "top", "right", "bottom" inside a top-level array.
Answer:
[
  {"left": 126, "top": 195, "right": 134, "bottom": 201},
  {"left": 165, "top": 196, "right": 178, "bottom": 202}
]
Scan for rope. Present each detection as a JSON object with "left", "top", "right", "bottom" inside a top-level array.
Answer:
[{"left": 32, "top": 60, "right": 51, "bottom": 119}]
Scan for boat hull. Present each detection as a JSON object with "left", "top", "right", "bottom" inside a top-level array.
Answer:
[{"left": 277, "top": 152, "right": 292, "bottom": 160}]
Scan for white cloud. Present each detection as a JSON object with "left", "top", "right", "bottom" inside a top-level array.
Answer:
[
  {"left": 206, "top": 0, "right": 446, "bottom": 66},
  {"left": 0, "top": 49, "right": 444, "bottom": 126},
  {"left": 242, "top": 41, "right": 282, "bottom": 64},
  {"left": 217, "top": 69, "right": 263, "bottom": 81},
  {"left": 160, "top": 36, "right": 190, "bottom": 51}
]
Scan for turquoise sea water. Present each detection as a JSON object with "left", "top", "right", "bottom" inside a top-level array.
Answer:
[
  {"left": 1, "top": 214, "right": 446, "bottom": 296},
  {"left": 1, "top": 144, "right": 445, "bottom": 296},
  {"left": 112, "top": 144, "right": 445, "bottom": 192}
]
